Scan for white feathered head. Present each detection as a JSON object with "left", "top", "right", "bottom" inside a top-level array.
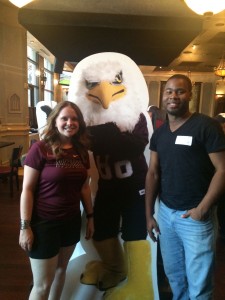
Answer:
[{"left": 68, "top": 52, "right": 149, "bottom": 132}]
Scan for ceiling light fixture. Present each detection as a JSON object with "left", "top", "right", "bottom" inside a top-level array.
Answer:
[
  {"left": 184, "top": 0, "right": 225, "bottom": 16},
  {"left": 214, "top": 52, "right": 225, "bottom": 80},
  {"left": 9, "top": 0, "right": 34, "bottom": 8}
]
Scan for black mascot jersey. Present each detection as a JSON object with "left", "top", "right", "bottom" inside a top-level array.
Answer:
[{"left": 89, "top": 113, "right": 148, "bottom": 190}]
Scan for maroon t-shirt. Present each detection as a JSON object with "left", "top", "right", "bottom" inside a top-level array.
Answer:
[{"left": 24, "top": 141, "right": 90, "bottom": 220}]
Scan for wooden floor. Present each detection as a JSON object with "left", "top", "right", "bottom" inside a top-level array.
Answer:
[
  {"left": 0, "top": 176, "right": 225, "bottom": 300},
  {"left": 0, "top": 177, "right": 32, "bottom": 300}
]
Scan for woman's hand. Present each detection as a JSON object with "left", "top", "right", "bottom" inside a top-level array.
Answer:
[{"left": 19, "top": 228, "right": 34, "bottom": 251}]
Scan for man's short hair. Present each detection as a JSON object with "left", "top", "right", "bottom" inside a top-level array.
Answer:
[{"left": 167, "top": 74, "right": 192, "bottom": 92}]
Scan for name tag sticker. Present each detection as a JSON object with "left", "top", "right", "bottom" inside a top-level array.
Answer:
[
  {"left": 139, "top": 189, "right": 145, "bottom": 196},
  {"left": 175, "top": 135, "right": 192, "bottom": 146}
]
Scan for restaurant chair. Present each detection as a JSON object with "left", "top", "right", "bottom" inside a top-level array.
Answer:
[
  {"left": 0, "top": 145, "right": 23, "bottom": 195},
  {"left": 20, "top": 138, "right": 37, "bottom": 167}
]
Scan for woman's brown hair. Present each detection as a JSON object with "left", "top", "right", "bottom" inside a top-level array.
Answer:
[{"left": 41, "top": 100, "right": 89, "bottom": 164}]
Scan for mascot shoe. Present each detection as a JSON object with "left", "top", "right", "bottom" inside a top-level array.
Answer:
[
  {"left": 80, "top": 237, "right": 127, "bottom": 291},
  {"left": 103, "top": 240, "right": 154, "bottom": 300}
]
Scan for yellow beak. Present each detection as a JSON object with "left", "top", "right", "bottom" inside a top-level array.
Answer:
[{"left": 86, "top": 81, "right": 126, "bottom": 109}]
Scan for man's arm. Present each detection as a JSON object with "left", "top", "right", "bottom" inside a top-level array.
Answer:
[
  {"left": 182, "top": 150, "right": 225, "bottom": 220},
  {"left": 145, "top": 150, "right": 161, "bottom": 242}
]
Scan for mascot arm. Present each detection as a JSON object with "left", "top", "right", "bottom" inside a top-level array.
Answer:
[
  {"left": 116, "top": 132, "right": 147, "bottom": 157},
  {"left": 114, "top": 114, "right": 149, "bottom": 157},
  {"left": 88, "top": 114, "right": 148, "bottom": 158},
  {"left": 88, "top": 122, "right": 120, "bottom": 154}
]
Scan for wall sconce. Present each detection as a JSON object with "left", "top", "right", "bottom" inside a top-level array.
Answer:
[{"left": 40, "top": 68, "right": 47, "bottom": 88}]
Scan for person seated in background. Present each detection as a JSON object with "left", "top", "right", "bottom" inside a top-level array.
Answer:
[
  {"left": 147, "top": 105, "right": 167, "bottom": 131},
  {"left": 214, "top": 113, "right": 225, "bottom": 240},
  {"left": 214, "top": 113, "right": 225, "bottom": 134}
]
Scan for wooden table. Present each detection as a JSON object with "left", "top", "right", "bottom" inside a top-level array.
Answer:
[{"left": 0, "top": 141, "right": 15, "bottom": 148}]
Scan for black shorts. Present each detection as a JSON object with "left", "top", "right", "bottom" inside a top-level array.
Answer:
[{"left": 28, "top": 215, "right": 81, "bottom": 259}]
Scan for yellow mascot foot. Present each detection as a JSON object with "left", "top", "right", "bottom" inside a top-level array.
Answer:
[
  {"left": 80, "top": 260, "right": 104, "bottom": 285},
  {"left": 97, "top": 269, "right": 126, "bottom": 291},
  {"left": 103, "top": 240, "right": 154, "bottom": 300},
  {"left": 81, "top": 238, "right": 127, "bottom": 291}
]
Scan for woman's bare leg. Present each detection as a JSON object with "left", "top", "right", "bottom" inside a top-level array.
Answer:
[
  {"left": 29, "top": 255, "right": 58, "bottom": 300},
  {"left": 48, "top": 245, "right": 76, "bottom": 300}
]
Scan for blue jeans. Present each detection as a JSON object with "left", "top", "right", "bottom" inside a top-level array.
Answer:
[{"left": 158, "top": 201, "right": 216, "bottom": 300}]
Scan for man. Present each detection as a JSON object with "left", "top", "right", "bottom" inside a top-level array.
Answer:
[
  {"left": 145, "top": 74, "right": 225, "bottom": 300},
  {"left": 214, "top": 113, "right": 225, "bottom": 240}
]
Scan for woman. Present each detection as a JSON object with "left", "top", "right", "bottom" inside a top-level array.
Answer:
[{"left": 19, "top": 101, "right": 94, "bottom": 300}]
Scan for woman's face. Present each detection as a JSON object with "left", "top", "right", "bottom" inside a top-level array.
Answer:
[{"left": 55, "top": 106, "right": 79, "bottom": 140}]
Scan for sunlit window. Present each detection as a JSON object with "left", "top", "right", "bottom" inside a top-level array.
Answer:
[
  {"left": 27, "top": 60, "right": 38, "bottom": 86},
  {"left": 27, "top": 46, "right": 36, "bottom": 61},
  {"left": 44, "top": 58, "right": 54, "bottom": 97}
]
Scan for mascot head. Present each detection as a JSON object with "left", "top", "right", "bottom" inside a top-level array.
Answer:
[{"left": 68, "top": 52, "right": 149, "bottom": 132}]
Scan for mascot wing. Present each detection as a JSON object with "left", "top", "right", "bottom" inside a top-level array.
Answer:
[
  {"left": 36, "top": 100, "right": 57, "bottom": 138},
  {"left": 40, "top": 105, "right": 53, "bottom": 119}
]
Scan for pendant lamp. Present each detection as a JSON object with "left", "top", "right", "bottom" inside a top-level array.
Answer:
[
  {"left": 215, "top": 53, "right": 225, "bottom": 80},
  {"left": 184, "top": 0, "right": 225, "bottom": 16},
  {"left": 9, "top": 0, "right": 34, "bottom": 8}
]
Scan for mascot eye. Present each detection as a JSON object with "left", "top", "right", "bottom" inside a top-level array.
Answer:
[
  {"left": 112, "top": 71, "right": 123, "bottom": 85},
  {"left": 85, "top": 80, "right": 99, "bottom": 90}
]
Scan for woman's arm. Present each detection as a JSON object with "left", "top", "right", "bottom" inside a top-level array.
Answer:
[
  {"left": 81, "top": 169, "right": 94, "bottom": 240},
  {"left": 19, "top": 165, "right": 40, "bottom": 251}
]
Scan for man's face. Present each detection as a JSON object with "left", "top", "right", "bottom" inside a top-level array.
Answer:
[{"left": 162, "top": 78, "right": 192, "bottom": 117}]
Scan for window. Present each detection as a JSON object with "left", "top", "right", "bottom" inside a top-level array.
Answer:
[
  {"left": 27, "top": 46, "right": 36, "bottom": 61},
  {"left": 27, "top": 46, "right": 54, "bottom": 128},
  {"left": 43, "top": 58, "right": 54, "bottom": 100},
  {"left": 27, "top": 60, "right": 38, "bottom": 86},
  {"left": 27, "top": 46, "right": 39, "bottom": 107}
]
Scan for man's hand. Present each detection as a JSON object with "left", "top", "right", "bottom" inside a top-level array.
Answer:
[
  {"left": 181, "top": 207, "right": 209, "bottom": 221},
  {"left": 147, "top": 216, "right": 160, "bottom": 242}
]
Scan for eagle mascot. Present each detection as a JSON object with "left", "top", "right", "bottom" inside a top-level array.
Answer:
[{"left": 68, "top": 52, "right": 157, "bottom": 300}]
